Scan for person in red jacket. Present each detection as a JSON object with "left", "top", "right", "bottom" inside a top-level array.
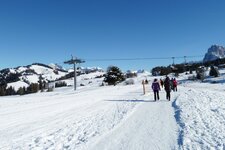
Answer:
[
  {"left": 173, "top": 78, "right": 178, "bottom": 92},
  {"left": 151, "top": 78, "right": 161, "bottom": 101}
]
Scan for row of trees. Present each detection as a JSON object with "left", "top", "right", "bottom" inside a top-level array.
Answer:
[
  {"left": 1, "top": 61, "right": 221, "bottom": 96},
  {"left": 152, "top": 58, "right": 225, "bottom": 77},
  {"left": 0, "top": 83, "right": 40, "bottom": 96},
  {"left": 151, "top": 62, "right": 202, "bottom": 76}
]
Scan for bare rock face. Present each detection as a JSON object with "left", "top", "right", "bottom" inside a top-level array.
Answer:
[{"left": 203, "top": 45, "right": 225, "bottom": 62}]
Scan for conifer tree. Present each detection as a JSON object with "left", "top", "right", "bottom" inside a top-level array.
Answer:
[
  {"left": 209, "top": 66, "right": 219, "bottom": 77},
  {"left": 104, "top": 66, "right": 125, "bottom": 85}
]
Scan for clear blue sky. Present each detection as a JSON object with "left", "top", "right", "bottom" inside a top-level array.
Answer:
[{"left": 1, "top": 0, "right": 225, "bottom": 71}]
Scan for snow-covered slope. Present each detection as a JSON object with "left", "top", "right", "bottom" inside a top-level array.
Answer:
[
  {"left": 0, "top": 63, "right": 104, "bottom": 91},
  {"left": 0, "top": 71, "right": 224, "bottom": 149},
  {"left": 0, "top": 63, "right": 67, "bottom": 85}
]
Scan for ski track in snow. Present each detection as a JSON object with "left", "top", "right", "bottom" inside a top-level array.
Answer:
[{"left": 0, "top": 85, "right": 157, "bottom": 150}]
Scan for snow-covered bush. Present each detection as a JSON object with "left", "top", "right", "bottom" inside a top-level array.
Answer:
[
  {"left": 124, "top": 78, "right": 135, "bottom": 85},
  {"left": 188, "top": 75, "right": 196, "bottom": 80},
  {"left": 196, "top": 67, "right": 206, "bottom": 81},
  {"left": 125, "top": 71, "right": 137, "bottom": 78},
  {"left": 47, "top": 87, "right": 54, "bottom": 92},
  {"left": 55, "top": 81, "right": 67, "bottom": 88}
]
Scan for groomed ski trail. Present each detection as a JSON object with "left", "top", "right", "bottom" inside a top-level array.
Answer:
[
  {"left": 89, "top": 91, "right": 179, "bottom": 150},
  {"left": 0, "top": 83, "right": 180, "bottom": 149}
]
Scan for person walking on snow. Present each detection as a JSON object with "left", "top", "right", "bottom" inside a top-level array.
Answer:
[
  {"left": 173, "top": 78, "right": 178, "bottom": 92},
  {"left": 164, "top": 76, "right": 171, "bottom": 101},
  {"left": 151, "top": 78, "right": 161, "bottom": 101},
  {"left": 160, "top": 78, "right": 164, "bottom": 88}
]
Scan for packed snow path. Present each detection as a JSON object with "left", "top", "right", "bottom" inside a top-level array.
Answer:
[
  {"left": 90, "top": 93, "right": 178, "bottom": 150},
  {"left": 0, "top": 83, "right": 179, "bottom": 150}
]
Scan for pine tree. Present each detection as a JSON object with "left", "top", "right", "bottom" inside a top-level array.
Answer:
[
  {"left": 26, "top": 83, "right": 39, "bottom": 94},
  {"left": 6, "top": 86, "right": 16, "bottom": 95},
  {"left": 17, "top": 87, "right": 25, "bottom": 95},
  {"left": 104, "top": 66, "right": 125, "bottom": 85},
  {"left": 0, "top": 85, "right": 6, "bottom": 96},
  {"left": 209, "top": 66, "right": 219, "bottom": 77},
  {"left": 0, "top": 81, "right": 7, "bottom": 96},
  {"left": 38, "top": 75, "right": 44, "bottom": 92}
]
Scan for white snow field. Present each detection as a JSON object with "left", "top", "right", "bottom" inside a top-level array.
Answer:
[{"left": 0, "top": 72, "right": 225, "bottom": 150}]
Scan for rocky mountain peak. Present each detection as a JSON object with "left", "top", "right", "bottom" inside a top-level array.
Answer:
[{"left": 203, "top": 45, "right": 225, "bottom": 62}]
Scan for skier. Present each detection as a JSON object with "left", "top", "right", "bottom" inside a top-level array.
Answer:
[
  {"left": 160, "top": 78, "right": 164, "bottom": 88},
  {"left": 151, "top": 78, "right": 161, "bottom": 101},
  {"left": 173, "top": 78, "right": 178, "bottom": 92},
  {"left": 164, "top": 76, "right": 171, "bottom": 101}
]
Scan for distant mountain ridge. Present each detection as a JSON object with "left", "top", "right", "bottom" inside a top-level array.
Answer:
[
  {"left": 203, "top": 45, "right": 225, "bottom": 62},
  {"left": 0, "top": 63, "right": 104, "bottom": 88}
]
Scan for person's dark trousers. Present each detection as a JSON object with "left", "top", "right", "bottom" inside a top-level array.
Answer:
[
  {"left": 166, "top": 91, "right": 170, "bottom": 101},
  {"left": 174, "top": 86, "right": 177, "bottom": 92},
  {"left": 154, "top": 90, "right": 159, "bottom": 101}
]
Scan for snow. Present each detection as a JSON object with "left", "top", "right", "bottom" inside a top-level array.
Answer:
[
  {"left": 0, "top": 71, "right": 225, "bottom": 149},
  {"left": 17, "top": 67, "right": 28, "bottom": 73},
  {"left": 174, "top": 85, "right": 225, "bottom": 149},
  {"left": 29, "top": 65, "right": 67, "bottom": 81},
  {"left": 23, "top": 74, "right": 39, "bottom": 84},
  {"left": 9, "top": 69, "right": 17, "bottom": 74},
  {"left": 89, "top": 95, "right": 178, "bottom": 150},
  {"left": 7, "top": 81, "right": 29, "bottom": 91}
]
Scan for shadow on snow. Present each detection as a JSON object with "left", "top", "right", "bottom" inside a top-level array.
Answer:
[
  {"left": 104, "top": 99, "right": 155, "bottom": 103},
  {"left": 172, "top": 96, "right": 185, "bottom": 149},
  {"left": 104, "top": 99, "right": 170, "bottom": 103}
]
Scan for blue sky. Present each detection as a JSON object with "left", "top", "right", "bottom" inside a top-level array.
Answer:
[{"left": 1, "top": 0, "right": 225, "bottom": 71}]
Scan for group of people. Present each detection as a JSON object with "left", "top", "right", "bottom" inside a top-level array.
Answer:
[{"left": 151, "top": 76, "right": 178, "bottom": 101}]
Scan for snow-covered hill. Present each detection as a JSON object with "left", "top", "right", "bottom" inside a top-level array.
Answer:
[
  {"left": 0, "top": 69, "right": 224, "bottom": 149},
  {"left": 0, "top": 63, "right": 104, "bottom": 91},
  {"left": 0, "top": 63, "right": 67, "bottom": 91}
]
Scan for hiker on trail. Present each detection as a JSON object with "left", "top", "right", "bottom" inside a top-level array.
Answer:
[
  {"left": 173, "top": 78, "right": 178, "bottom": 92},
  {"left": 151, "top": 78, "right": 161, "bottom": 101},
  {"left": 160, "top": 78, "right": 164, "bottom": 88},
  {"left": 164, "top": 76, "right": 171, "bottom": 101},
  {"left": 170, "top": 78, "right": 175, "bottom": 91},
  {"left": 145, "top": 79, "right": 149, "bottom": 84}
]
